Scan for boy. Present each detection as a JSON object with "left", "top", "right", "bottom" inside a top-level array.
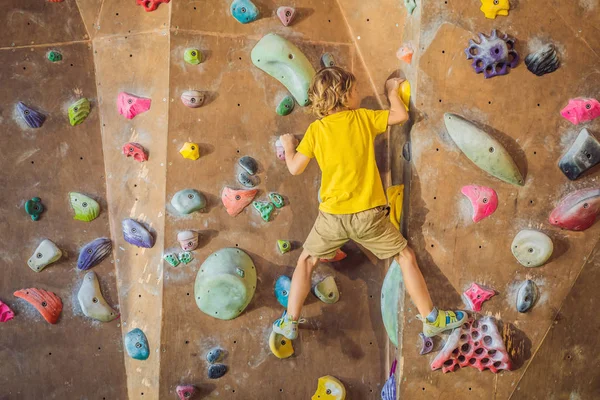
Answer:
[{"left": 273, "top": 66, "right": 466, "bottom": 341}]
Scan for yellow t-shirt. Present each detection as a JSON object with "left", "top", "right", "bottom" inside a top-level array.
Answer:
[{"left": 297, "top": 108, "right": 390, "bottom": 214}]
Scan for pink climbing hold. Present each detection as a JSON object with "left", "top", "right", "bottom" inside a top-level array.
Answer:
[
  {"left": 275, "top": 139, "right": 285, "bottom": 161},
  {"left": 136, "top": 0, "right": 170, "bottom": 12},
  {"left": 0, "top": 300, "right": 15, "bottom": 322},
  {"left": 117, "top": 92, "right": 152, "bottom": 119},
  {"left": 176, "top": 385, "right": 198, "bottom": 399},
  {"left": 462, "top": 282, "right": 495, "bottom": 312},
  {"left": 560, "top": 98, "right": 600, "bottom": 125},
  {"left": 461, "top": 185, "right": 498, "bottom": 223},
  {"left": 396, "top": 44, "right": 414, "bottom": 64},
  {"left": 277, "top": 6, "right": 297, "bottom": 26},
  {"left": 431, "top": 316, "right": 512, "bottom": 373}
]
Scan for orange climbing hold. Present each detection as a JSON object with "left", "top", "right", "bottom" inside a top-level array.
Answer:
[
  {"left": 396, "top": 44, "right": 414, "bottom": 64},
  {"left": 13, "top": 288, "right": 62, "bottom": 324},
  {"left": 320, "top": 249, "right": 347, "bottom": 263},
  {"left": 221, "top": 187, "right": 258, "bottom": 217}
]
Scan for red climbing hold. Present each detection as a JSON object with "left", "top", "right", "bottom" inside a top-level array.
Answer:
[
  {"left": 221, "top": 187, "right": 258, "bottom": 217},
  {"left": 0, "top": 300, "right": 15, "bottom": 322},
  {"left": 47, "top": 0, "right": 64, "bottom": 2},
  {"left": 320, "top": 249, "right": 347, "bottom": 263},
  {"left": 122, "top": 142, "right": 148, "bottom": 162},
  {"left": 117, "top": 92, "right": 152, "bottom": 119},
  {"left": 277, "top": 7, "right": 297, "bottom": 26},
  {"left": 13, "top": 288, "right": 63, "bottom": 324},
  {"left": 176, "top": 385, "right": 198, "bottom": 399},
  {"left": 431, "top": 316, "right": 512, "bottom": 373},
  {"left": 136, "top": 0, "right": 170, "bottom": 12},
  {"left": 462, "top": 282, "right": 495, "bottom": 312},
  {"left": 461, "top": 185, "right": 498, "bottom": 222},
  {"left": 549, "top": 188, "right": 600, "bottom": 231}
]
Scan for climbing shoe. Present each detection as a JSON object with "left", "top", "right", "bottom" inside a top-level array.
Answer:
[
  {"left": 419, "top": 309, "right": 467, "bottom": 338},
  {"left": 272, "top": 310, "right": 303, "bottom": 340}
]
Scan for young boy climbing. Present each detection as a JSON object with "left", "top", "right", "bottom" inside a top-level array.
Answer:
[{"left": 273, "top": 66, "right": 466, "bottom": 341}]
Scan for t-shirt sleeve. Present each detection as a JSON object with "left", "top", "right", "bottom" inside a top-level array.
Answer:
[
  {"left": 296, "top": 124, "right": 316, "bottom": 158},
  {"left": 361, "top": 109, "right": 390, "bottom": 136}
]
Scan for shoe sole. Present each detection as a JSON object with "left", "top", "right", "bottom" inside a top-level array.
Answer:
[{"left": 422, "top": 315, "right": 467, "bottom": 338}]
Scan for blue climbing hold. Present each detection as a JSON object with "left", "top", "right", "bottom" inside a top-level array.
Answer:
[
  {"left": 230, "top": 0, "right": 259, "bottom": 24},
  {"left": 274, "top": 275, "right": 291, "bottom": 308},
  {"left": 125, "top": 328, "right": 150, "bottom": 360}
]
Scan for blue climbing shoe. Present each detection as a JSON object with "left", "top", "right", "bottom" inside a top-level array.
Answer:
[
  {"left": 272, "top": 310, "right": 302, "bottom": 340},
  {"left": 419, "top": 309, "right": 467, "bottom": 338}
]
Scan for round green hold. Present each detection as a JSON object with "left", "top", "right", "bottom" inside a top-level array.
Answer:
[
  {"left": 194, "top": 248, "right": 257, "bottom": 320},
  {"left": 47, "top": 51, "right": 62, "bottom": 62},
  {"left": 276, "top": 96, "right": 295, "bottom": 116},
  {"left": 184, "top": 48, "right": 203, "bottom": 65},
  {"left": 25, "top": 197, "right": 44, "bottom": 221}
]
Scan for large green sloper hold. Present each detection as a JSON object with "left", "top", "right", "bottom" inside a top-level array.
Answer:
[
  {"left": 194, "top": 248, "right": 257, "bottom": 320},
  {"left": 444, "top": 113, "right": 524, "bottom": 186},
  {"left": 381, "top": 260, "right": 403, "bottom": 346},
  {"left": 251, "top": 34, "right": 316, "bottom": 107}
]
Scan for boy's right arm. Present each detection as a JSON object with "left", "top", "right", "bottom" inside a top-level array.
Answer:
[{"left": 280, "top": 134, "right": 311, "bottom": 176}]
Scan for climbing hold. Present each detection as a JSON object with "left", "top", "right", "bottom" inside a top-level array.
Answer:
[
  {"left": 47, "top": 50, "right": 62, "bottom": 62},
  {"left": 311, "top": 376, "right": 346, "bottom": 400},
  {"left": 208, "top": 364, "right": 228, "bottom": 379},
  {"left": 275, "top": 139, "right": 286, "bottom": 161},
  {"left": 238, "top": 156, "right": 258, "bottom": 175},
  {"left": 184, "top": 49, "right": 203, "bottom": 65},
  {"left": 402, "top": 142, "right": 411, "bottom": 161},
  {"left": 516, "top": 280, "right": 538, "bottom": 313},
  {"left": 561, "top": 98, "right": 600, "bottom": 125},
  {"left": 13, "top": 288, "right": 62, "bottom": 324},
  {"left": 381, "top": 361, "right": 397, "bottom": 400},
  {"left": 276, "top": 6, "right": 296, "bottom": 26},
  {"left": 176, "top": 385, "right": 198, "bottom": 400},
  {"left": 321, "top": 53, "right": 335, "bottom": 68},
  {"left": 461, "top": 185, "right": 498, "bottom": 222},
  {"left": 230, "top": 0, "right": 259, "bottom": 24},
  {"left": 431, "top": 316, "right": 512, "bottom": 373},
  {"left": 17, "top": 102, "right": 46, "bottom": 128},
  {"left": 136, "top": 0, "right": 170, "bottom": 12},
  {"left": 125, "top": 328, "right": 150, "bottom": 360},
  {"left": 171, "top": 189, "right": 207, "bottom": 214},
  {"left": 194, "top": 248, "right": 257, "bottom": 320},
  {"left": 462, "top": 282, "right": 495, "bottom": 312},
  {"left": 276, "top": 96, "right": 295, "bottom": 116},
  {"left": 122, "top": 219, "right": 155, "bottom": 248},
  {"left": 465, "top": 30, "right": 518, "bottom": 79},
  {"left": 68, "top": 98, "right": 91, "bottom": 126},
  {"left": 206, "top": 347, "right": 224, "bottom": 363},
  {"left": 25, "top": 197, "right": 44, "bottom": 221},
  {"left": 480, "top": 0, "right": 510, "bottom": 19},
  {"left": 511, "top": 230, "right": 553, "bottom": 267},
  {"left": 69, "top": 192, "right": 100, "bottom": 222},
  {"left": 404, "top": 0, "right": 416, "bottom": 15},
  {"left": 269, "top": 193, "right": 285, "bottom": 208},
  {"left": 277, "top": 240, "right": 291, "bottom": 254},
  {"left": 320, "top": 248, "right": 347, "bottom": 263},
  {"left": 238, "top": 171, "right": 257, "bottom": 188},
  {"left": 253, "top": 201, "right": 274, "bottom": 221},
  {"left": 27, "top": 239, "right": 62, "bottom": 273},
  {"left": 525, "top": 43, "right": 560, "bottom": 76},
  {"left": 181, "top": 90, "right": 205, "bottom": 108},
  {"left": 251, "top": 33, "right": 316, "bottom": 106},
  {"left": 396, "top": 43, "right": 414, "bottom": 64},
  {"left": 122, "top": 142, "right": 148, "bottom": 162},
  {"left": 559, "top": 128, "right": 600, "bottom": 180},
  {"left": 179, "top": 251, "right": 193, "bottom": 264},
  {"left": 164, "top": 253, "right": 180, "bottom": 267},
  {"left": 177, "top": 230, "right": 199, "bottom": 251},
  {"left": 0, "top": 300, "right": 14, "bottom": 323},
  {"left": 77, "top": 271, "right": 119, "bottom": 322},
  {"left": 117, "top": 92, "right": 151, "bottom": 119},
  {"left": 179, "top": 142, "right": 200, "bottom": 160},
  {"left": 398, "top": 80, "right": 411, "bottom": 111},
  {"left": 313, "top": 276, "right": 340, "bottom": 304},
  {"left": 77, "top": 237, "right": 112, "bottom": 271},
  {"left": 387, "top": 185, "right": 404, "bottom": 230},
  {"left": 549, "top": 188, "right": 600, "bottom": 231},
  {"left": 274, "top": 275, "right": 291, "bottom": 307},
  {"left": 444, "top": 113, "right": 524, "bottom": 186},
  {"left": 269, "top": 331, "right": 294, "bottom": 359},
  {"left": 221, "top": 187, "right": 258, "bottom": 216},
  {"left": 419, "top": 333, "right": 434, "bottom": 355}
]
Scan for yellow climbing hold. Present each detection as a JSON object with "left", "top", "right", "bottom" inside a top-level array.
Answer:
[
  {"left": 311, "top": 376, "right": 346, "bottom": 400},
  {"left": 398, "top": 80, "right": 411, "bottom": 111},
  {"left": 269, "top": 331, "right": 294, "bottom": 359},
  {"left": 480, "top": 0, "right": 510, "bottom": 19},
  {"left": 387, "top": 184, "right": 404, "bottom": 230},
  {"left": 179, "top": 142, "right": 200, "bottom": 160}
]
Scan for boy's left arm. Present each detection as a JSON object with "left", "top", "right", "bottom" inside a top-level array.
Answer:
[
  {"left": 385, "top": 78, "right": 409, "bottom": 126},
  {"left": 280, "top": 134, "right": 311, "bottom": 176}
]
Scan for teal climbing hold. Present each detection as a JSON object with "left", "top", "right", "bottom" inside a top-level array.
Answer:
[
  {"left": 268, "top": 193, "right": 285, "bottom": 208},
  {"left": 184, "top": 48, "right": 203, "bottom": 65},
  {"left": 68, "top": 98, "right": 91, "bottom": 126},
  {"left": 125, "top": 328, "right": 150, "bottom": 360},
  {"left": 194, "top": 248, "right": 257, "bottom": 320},
  {"left": 276, "top": 96, "right": 295, "bottom": 116},
  {"left": 251, "top": 34, "right": 316, "bottom": 107},
  {"left": 171, "top": 189, "right": 207, "bottom": 214},
  {"left": 25, "top": 197, "right": 44, "bottom": 221},
  {"left": 381, "top": 260, "right": 403, "bottom": 346},
  {"left": 253, "top": 201, "right": 274, "bottom": 221},
  {"left": 47, "top": 50, "right": 62, "bottom": 62},
  {"left": 404, "top": 0, "right": 417, "bottom": 15},
  {"left": 164, "top": 253, "right": 180, "bottom": 267},
  {"left": 274, "top": 275, "right": 291, "bottom": 308},
  {"left": 179, "top": 252, "right": 193, "bottom": 264},
  {"left": 230, "top": 0, "right": 259, "bottom": 24}
]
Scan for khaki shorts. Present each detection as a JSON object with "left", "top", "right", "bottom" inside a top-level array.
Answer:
[{"left": 303, "top": 206, "right": 408, "bottom": 260}]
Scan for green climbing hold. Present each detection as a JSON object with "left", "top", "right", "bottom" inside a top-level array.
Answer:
[
  {"left": 194, "top": 248, "right": 257, "bottom": 320},
  {"left": 25, "top": 197, "right": 44, "bottom": 221},
  {"left": 276, "top": 96, "right": 295, "bottom": 116},
  {"left": 47, "top": 50, "right": 62, "bottom": 62},
  {"left": 253, "top": 201, "right": 274, "bottom": 222},
  {"left": 68, "top": 98, "right": 91, "bottom": 126},
  {"left": 268, "top": 193, "right": 285, "bottom": 208},
  {"left": 404, "top": 0, "right": 416, "bottom": 15},
  {"left": 381, "top": 260, "right": 403, "bottom": 346},
  {"left": 164, "top": 253, "right": 180, "bottom": 267},
  {"left": 179, "top": 252, "right": 193, "bottom": 264},
  {"left": 69, "top": 192, "right": 100, "bottom": 222},
  {"left": 277, "top": 240, "right": 291, "bottom": 254},
  {"left": 184, "top": 48, "right": 203, "bottom": 65}
]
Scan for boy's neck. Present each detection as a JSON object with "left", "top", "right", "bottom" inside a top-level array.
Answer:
[{"left": 327, "top": 106, "right": 351, "bottom": 116}]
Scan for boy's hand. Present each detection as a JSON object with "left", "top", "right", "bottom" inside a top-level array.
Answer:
[
  {"left": 279, "top": 133, "right": 298, "bottom": 149},
  {"left": 385, "top": 78, "right": 405, "bottom": 96}
]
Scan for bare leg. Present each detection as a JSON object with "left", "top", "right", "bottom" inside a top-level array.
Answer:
[
  {"left": 287, "top": 249, "right": 320, "bottom": 320},
  {"left": 395, "top": 246, "right": 434, "bottom": 317}
]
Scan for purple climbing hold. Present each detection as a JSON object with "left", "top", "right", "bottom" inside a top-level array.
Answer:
[
  {"left": 122, "top": 219, "right": 155, "bottom": 248},
  {"left": 77, "top": 237, "right": 112, "bottom": 271},
  {"left": 17, "top": 102, "right": 46, "bottom": 128},
  {"left": 465, "top": 30, "right": 519, "bottom": 79},
  {"left": 381, "top": 359, "right": 397, "bottom": 400},
  {"left": 419, "top": 332, "right": 434, "bottom": 355}
]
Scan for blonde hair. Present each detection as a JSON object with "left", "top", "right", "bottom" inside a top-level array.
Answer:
[{"left": 308, "top": 66, "right": 357, "bottom": 118}]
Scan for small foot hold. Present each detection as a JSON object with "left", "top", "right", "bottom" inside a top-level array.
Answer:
[
  {"left": 253, "top": 201, "right": 274, "bottom": 222},
  {"left": 396, "top": 44, "right": 414, "bottom": 64},
  {"left": 221, "top": 187, "right": 258, "bottom": 216},
  {"left": 516, "top": 279, "right": 538, "bottom": 313},
  {"left": 28, "top": 239, "right": 62, "bottom": 273},
  {"left": 462, "top": 282, "right": 495, "bottom": 312},
  {"left": 171, "top": 189, "right": 207, "bottom": 214},
  {"left": 25, "top": 197, "right": 44, "bottom": 221},
  {"left": 276, "top": 6, "right": 296, "bottom": 26},
  {"left": 269, "top": 192, "right": 285, "bottom": 208},
  {"left": 179, "top": 142, "right": 200, "bottom": 160},
  {"left": 176, "top": 385, "right": 198, "bottom": 400},
  {"left": 276, "top": 96, "right": 295, "bottom": 116},
  {"left": 269, "top": 330, "right": 294, "bottom": 359},
  {"left": 239, "top": 156, "right": 258, "bottom": 175},
  {"left": 78, "top": 271, "right": 119, "bottom": 322},
  {"left": 419, "top": 333, "right": 433, "bottom": 355},
  {"left": 177, "top": 230, "right": 199, "bottom": 251},
  {"left": 178, "top": 251, "right": 193, "bottom": 264},
  {"left": 184, "top": 49, "right": 203, "bottom": 65},
  {"left": 274, "top": 275, "right": 291, "bottom": 308},
  {"left": 312, "top": 376, "right": 346, "bottom": 400},
  {"left": 277, "top": 240, "right": 291, "bottom": 254},
  {"left": 125, "top": 328, "right": 150, "bottom": 360},
  {"left": 208, "top": 364, "right": 228, "bottom": 379},
  {"left": 0, "top": 300, "right": 15, "bottom": 323},
  {"left": 69, "top": 192, "right": 100, "bottom": 222},
  {"left": 181, "top": 91, "right": 205, "bottom": 108},
  {"left": 122, "top": 142, "right": 148, "bottom": 162},
  {"left": 122, "top": 219, "right": 155, "bottom": 248},
  {"left": 561, "top": 98, "right": 600, "bottom": 125},
  {"left": 321, "top": 53, "right": 335, "bottom": 68},
  {"left": 17, "top": 102, "right": 45, "bottom": 129},
  {"left": 117, "top": 92, "right": 151, "bottom": 119},
  {"left": 47, "top": 50, "right": 62, "bottom": 62},
  {"left": 206, "top": 347, "right": 224, "bottom": 363},
  {"left": 230, "top": 0, "right": 259, "bottom": 24},
  {"left": 13, "top": 288, "right": 62, "bottom": 324},
  {"left": 313, "top": 276, "right": 340, "bottom": 304},
  {"left": 164, "top": 253, "right": 180, "bottom": 267},
  {"left": 77, "top": 237, "right": 112, "bottom": 271},
  {"left": 319, "top": 249, "right": 347, "bottom": 263}
]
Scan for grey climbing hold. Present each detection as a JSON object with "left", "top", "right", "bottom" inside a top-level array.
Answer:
[
  {"left": 238, "top": 156, "right": 258, "bottom": 175},
  {"left": 525, "top": 44, "right": 560, "bottom": 76},
  {"left": 171, "top": 189, "right": 207, "bottom": 214},
  {"left": 77, "top": 271, "right": 119, "bottom": 322},
  {"left": 419, "top": 332, "right": 433, "bottom": 355},
  {"left": 208, "top": 364, "right": 228, "bottom": 379},
  {"left": 402, "top": 142, "right": 411, "bottom": 161},
  {"left": 237, "top": 171, "right": 257, "bottom": 188},
  {"left": 27, "top": 239, "right": 62, "bottom": 273},
  {"left": 321, "top": 53, "right": 335, "bottom": 68},
  {"left": 206, "top": 348, "right": 224, "bottom": 364},
  {"left": 516, "top": 280, "right": 538, "bottom": 313},
  {"left": 511, "top": 230, "right": 553, "bottom": 268},
  {"left": 559, "top": 128, "right": 600, "bottom": 181},
  {"left": 312, "top": 276, "right": 340, "bottom": 304}
]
